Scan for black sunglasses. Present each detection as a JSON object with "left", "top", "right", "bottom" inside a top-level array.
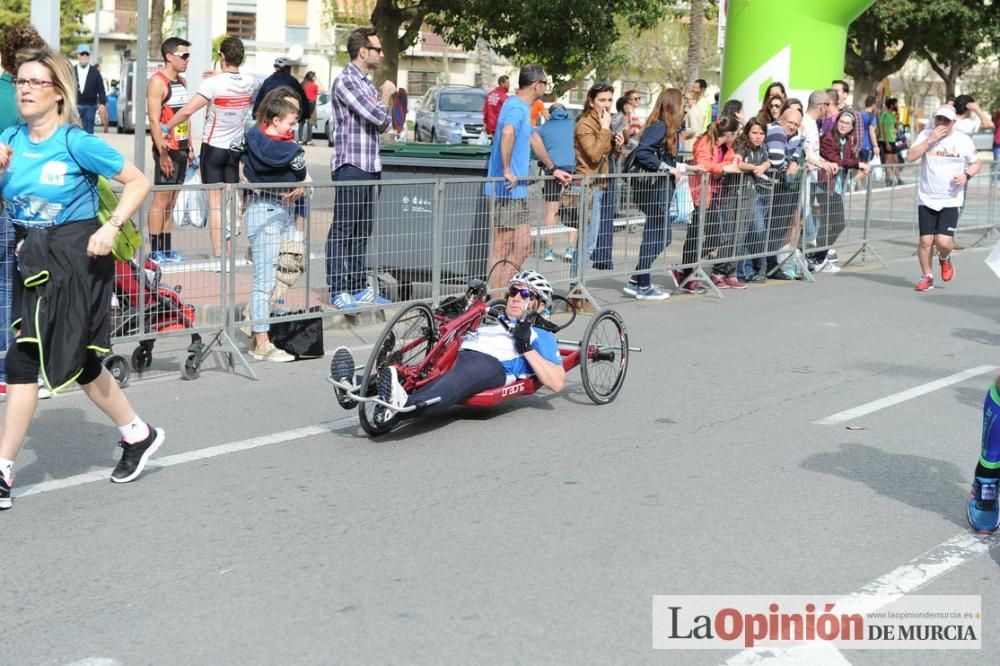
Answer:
[
  {"left": 172, "top": 52, "right": 191, "bottom": 61},
  {"left": 364, "top": 44, "right": 383, "bottom": 53},
  {"left": 507, "top": 286, "right": 536, "bottom": 300}
]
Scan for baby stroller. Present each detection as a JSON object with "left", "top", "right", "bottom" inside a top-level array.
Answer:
[{"left": 103, "top": 257, "right": 206, "bottom": 386}]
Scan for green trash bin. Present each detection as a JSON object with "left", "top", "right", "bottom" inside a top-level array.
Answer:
[{"left": 376, "top": 143, "right": 492, "bottom": 288}]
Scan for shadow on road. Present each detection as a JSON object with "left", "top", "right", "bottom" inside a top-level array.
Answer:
[
  {"left": 801, "top": 442, "right": 968, "bottom": 530},
  {"left": 16, "top": 408, "right": 121, "bottom": 485}
]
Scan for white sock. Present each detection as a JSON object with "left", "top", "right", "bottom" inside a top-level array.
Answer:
[
  {"left": 118, "top": 415, "right": 150, "bottom": 444},
  {"left": 0, "top": 457, "right": 13, "bottom": 482}
]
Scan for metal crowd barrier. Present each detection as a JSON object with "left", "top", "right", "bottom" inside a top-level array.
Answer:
[{"left": 2, "top": 160, "right": 995, "bottom": 386}]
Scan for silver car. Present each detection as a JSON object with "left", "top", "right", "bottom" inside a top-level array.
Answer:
[{"left": 414, "top": 86, "right": 486, "bottom": 144}]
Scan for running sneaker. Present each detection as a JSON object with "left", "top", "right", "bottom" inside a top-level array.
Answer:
[
  {"left": 352, "top": 287, "right": 391, "bottom": 305},
  {"left": 940, "top": 257, "right": 955, "bottom": 282},
  {"left": 330, "top": 346, "right": 355, "bottom": 384},
  {"left": 148, "top": 250, "right": 168, "bottom": 264},
  {"left": 332, "top": 292, "right": 358, "bottom": 310},
  {"left": 826, "top": 248, "right": 839, "bottom": 262},
  {"left": 623, "top": 281, "right": 639, "bottom": 297},
  {"left": 110, "top": 426, "right": 165, "bottom": 483},
  {"left": 543, "top": 249, "right": 555, "bottom": 262},
  {"left": 635, "top": 285, "right": 670, "bottom": 301},
  {"left": 377, "top": 366, "right": 408, "bottom": 410},
  {"left": 722, "top": 276, "right": 747, "bottom": 289},
  {"left": 681, "top": 280, "right": 707, "bottom": 294},
  {"left": 967, "top": 477, "right": 1000, "bottom": 534},
  {"left": 563, "top": 248, "right": 575, "bottom": 262},
  {"left": 250, "top": 340, "right": 294, "bottom": 363},
  {"left": 746, "top": 274, "right": 768, "bottom": 283},
  {"left": 709, "top": 273, "right": 730, "bottom": 289},
  {"left": 0, "top": 470, "right": 12, "bottom": 510},
  {"left": 817, "top": 260, "right": 842, "bottom": 273},
  {"left": 914, "top": 275, "right": 934, "bottom": 292}
]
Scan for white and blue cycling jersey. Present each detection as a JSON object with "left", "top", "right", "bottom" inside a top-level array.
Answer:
[
  {"left": 460, "top": 315, "right": 561, "bottom": 382},
  {"left": 0, "top": 124, "right": 125, "bottom": 228}
]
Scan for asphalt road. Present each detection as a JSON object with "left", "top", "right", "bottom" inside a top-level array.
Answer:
[{"left": 3, "top": 222, "right": 1000, "bottom": 664}]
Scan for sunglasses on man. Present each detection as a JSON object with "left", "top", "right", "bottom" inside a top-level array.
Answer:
[
  {"left": 171, "top": 52, "right": 191, "bottom": 61},
  {"left": 507, "top": 286, "right": 538, "bottom": 300}
]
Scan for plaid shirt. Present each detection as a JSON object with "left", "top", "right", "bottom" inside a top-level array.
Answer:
[{"left": 330, "top": 63, "right": 388, "bottom": 173}]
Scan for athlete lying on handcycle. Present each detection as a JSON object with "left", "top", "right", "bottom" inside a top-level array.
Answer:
[{"left": 377, "top": 270, "right": 565, "bottom": 420}]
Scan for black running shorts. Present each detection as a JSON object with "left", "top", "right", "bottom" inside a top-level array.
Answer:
[
  {"left": 917, "top": 205, "right": 960, "bottom": 237},
  {"left": 199, "top": 143, "right": 240, "bottom": 184}
]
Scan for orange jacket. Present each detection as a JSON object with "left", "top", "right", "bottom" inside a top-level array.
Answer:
[{"left": 688, "top": 133, "right": 739, "bottom": 208}]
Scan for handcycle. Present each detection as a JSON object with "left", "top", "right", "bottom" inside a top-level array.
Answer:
[{"left": 328, "top": 278, "right": 638, "bottom": 437}]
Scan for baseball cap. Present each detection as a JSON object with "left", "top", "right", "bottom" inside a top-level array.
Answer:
[
  {"left": 274, "top": 57, "right": 290, "bottom": 68},
  {"left": 934, "top": 105, "right": 957, "bottom": 121},
  {"left": 77, "top": 44, "right": 91, "bottom": 55}
]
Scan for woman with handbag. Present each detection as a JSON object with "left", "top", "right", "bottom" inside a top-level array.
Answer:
[
  {"left": 0, "top": 46, "right": 162, "bottom": 509},
  {"left": 570, "top": 82, "right": 622, "bottom": 295},
  {"left": 622, "top": 88, "right": 702, "bottom": 300}
]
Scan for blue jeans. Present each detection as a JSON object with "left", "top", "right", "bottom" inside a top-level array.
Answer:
[
  {"left": 79, "top": 104, "right": 97, "bottom": 133},
  {"left": 994, "top": 145, "right": 1000, "bottom": 181},
  {"left": 0, "top": 211, "right": 12, "bottom": 382},
  {"left": 631, "top": 184, "right": 672, "bottom": 288},
  {"left": 570, "top": 186, "right": 603, "bottom": 279},
  {"left": 326, "top": 165, "right": 379, "bottom": 294},
  {"left": 246, "top": 199, "right": 297, "bottom": 333},
  {"left": 737, "top": 191, "right": 769, "bottom": 278}
]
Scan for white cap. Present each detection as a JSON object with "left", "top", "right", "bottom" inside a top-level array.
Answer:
[{"left": 933, "top": 105, "right": 956, "bottom": 121}]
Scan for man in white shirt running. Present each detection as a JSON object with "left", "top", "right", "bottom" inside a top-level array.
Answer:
[{"left": 906, "top": 105, "right": 981, "bottom": 292}]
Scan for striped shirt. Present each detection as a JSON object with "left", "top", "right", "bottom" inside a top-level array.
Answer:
[
  {"left": 330, "top": 63, "right": 388, "bottom": 173},
  {"left": 766, "top": 122, "right": 803, "bottom": 169}
]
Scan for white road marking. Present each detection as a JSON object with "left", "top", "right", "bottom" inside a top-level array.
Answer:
[
  {"left": 815, "top": 365, "right": 998, "bottom": 425},
  {"left": 63, "top": 659, "right": 122, "bottom": 666},
  {"left": 16, "top": 416, "right": 359, "bottom": 500},
  {"left": 724, "top": 531, "right": 1000, "bottom": 664}
]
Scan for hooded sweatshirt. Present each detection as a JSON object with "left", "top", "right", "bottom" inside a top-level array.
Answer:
[
  {"left": 535, "top": 106, "right": 576, "bottom": 172},
  {"left": 230, "top": 126, "right": 307, "bottom": 201}
]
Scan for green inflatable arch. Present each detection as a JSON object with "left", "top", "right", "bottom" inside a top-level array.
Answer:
[{"left": 720, "top": 1, "right": 875, "bottom": 112}]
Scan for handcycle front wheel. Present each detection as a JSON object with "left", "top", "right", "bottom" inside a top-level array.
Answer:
[
  {"left": 580, "top": 309, "right": 629, "bottom": 405},
  {"left": 358, "top": 303, "right": 437, "bottom": 436}
]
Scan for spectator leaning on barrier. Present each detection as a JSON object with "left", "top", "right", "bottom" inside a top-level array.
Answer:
[
  {"left": 801, "top": 90, "right": 839, "bottom": 259},
  {"left": 0, "top": 45, "right": 161, "bottom": 509},
  {"left": 229, "top": 87, "right": 307, "bottom": 363},
  {"left": 484, "top": 64, "right": 570, "bottom": 291},
  {"left": 536, "top": 102, "right": 577, "bottom": 264},
  {"left": 570, "top": 81, "right": 623, "bottom": 293},
  {"left": 906, "top": 105, "right": 981, "bottom": 292},
  {"left": 326, "top": 27, "right": 396, "bottom": 310},
  {"left": 765, "top": 105, "right": 804, "bottom": 278},
  {"left": 164, "top": 36, "right": 259, "bottom": 260},
  {"left": 483, "top": 75, "right": 510, "bottom": 139},
  {"left": 73, "top": 44, "right": 106, "bottom": 134},
  {"left": 146, "top": 37, "right": 193, "bottom": 264},
  {"left": 623, "top": 87, "right": 699, "bottom": 301},
  {"left": 678, "top": 116, "right": 742, "bottom": 292},
  {"left": 816, "top": 110, "right": 870, "bottom": 272},
  {"left": 733, "top": 117, "right": 772, "bottom": 283}
]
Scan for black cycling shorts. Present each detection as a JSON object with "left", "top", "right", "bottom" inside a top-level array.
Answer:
[
  {"left": 153, "top": 147, "right": 188, "bottom": 185},
  {"left": 200, "top": 143, "right": 240, "bottom": 184},
  {"left": 918, "top": 205, "right": 960, "bottom": 237}
]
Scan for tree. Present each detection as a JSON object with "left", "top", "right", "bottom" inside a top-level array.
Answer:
[
  {"left": 323, "top": 0, "right": 671, "bottom": 92},
  {"left": 0, "top": 0, "right": 91, "bottom": 58},
  {"left": 685, "top": 0, "right": 706, "bottom": 87},
  {"left": 149, "top": 0, "right": 165, "bottom": 56},
  {"left": 845, "top": 0, "right": 921, "bottom": 98},
  {"left": 917, "top": 1, "right": 999, "bottom": 100}
]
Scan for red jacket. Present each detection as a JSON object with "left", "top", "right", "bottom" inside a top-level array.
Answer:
[
  {"left": 688, "top": 133, "right": 739, "bottom": 208},
  {"left": 483, "top": 86, "right": 508, "bottom": 135},
  {"left": 819, "top": 130, "right": 861, "bottom": 189}
]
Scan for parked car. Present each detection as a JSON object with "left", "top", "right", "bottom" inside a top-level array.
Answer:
[
  {"left": 414, "top": 86, "right": 486, "bottom": 144},
  {"left": 312, "top": 92, "right": 335, "bottom": 145}
]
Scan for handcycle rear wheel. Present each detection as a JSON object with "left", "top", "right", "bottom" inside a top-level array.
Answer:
[
  {"left": 580, "top": 309, "right": 629, "bottom": 405},
  {"left": 358, "top": 303, "right": 437, "bottom": 436}
]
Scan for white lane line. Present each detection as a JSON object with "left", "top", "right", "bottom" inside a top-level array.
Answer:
[
  {"left": 815, "top": 365, "right": 998, "bottom": 425},
  {"left": 725, "top": 531, "right": 1000, "bottom": 665},
  {"left": 16, "top": 416, "right": 359, "bottom": 499}
]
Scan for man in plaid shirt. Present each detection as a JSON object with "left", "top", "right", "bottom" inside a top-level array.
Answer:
[{"left": 326, "top": 26, "right": 397, "bottom": 309}]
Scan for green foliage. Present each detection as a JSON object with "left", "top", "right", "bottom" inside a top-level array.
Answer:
[
  {"left": 0, "top": 0, "right": 91, "bottom": 58},
  {"left": 211, "top": 34, "right": 230, "bottom": 68}
]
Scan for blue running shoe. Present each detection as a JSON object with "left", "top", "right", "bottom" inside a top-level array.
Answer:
[
  {"left": 352, "top": 287, "right": 391, "bottom": 305},
  {"left": 148, "top": 250, "right": 167, "bottom": 264},
  {"left": 967, "top": 477, "right": 1000, "bottom": 534},
  {"left": 332, "top": 292, "right": 357, "bottom": 310}
]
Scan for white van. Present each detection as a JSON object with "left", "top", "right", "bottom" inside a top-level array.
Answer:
[{"left": 116, "top": 58, "right": 165, "bottom": 133}]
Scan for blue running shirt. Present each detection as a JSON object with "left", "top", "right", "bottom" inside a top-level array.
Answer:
[{"left": 0, "top": 124, "right": 125, "bottom": 228}]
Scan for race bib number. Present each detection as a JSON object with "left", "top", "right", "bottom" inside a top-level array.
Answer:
[{"left": 174, "top": 120, "right": 190, "bottom": 141}]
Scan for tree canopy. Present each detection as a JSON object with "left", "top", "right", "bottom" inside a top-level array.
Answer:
[{"left": 0, "top": 0, "right": 90, "bottom": 59}]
